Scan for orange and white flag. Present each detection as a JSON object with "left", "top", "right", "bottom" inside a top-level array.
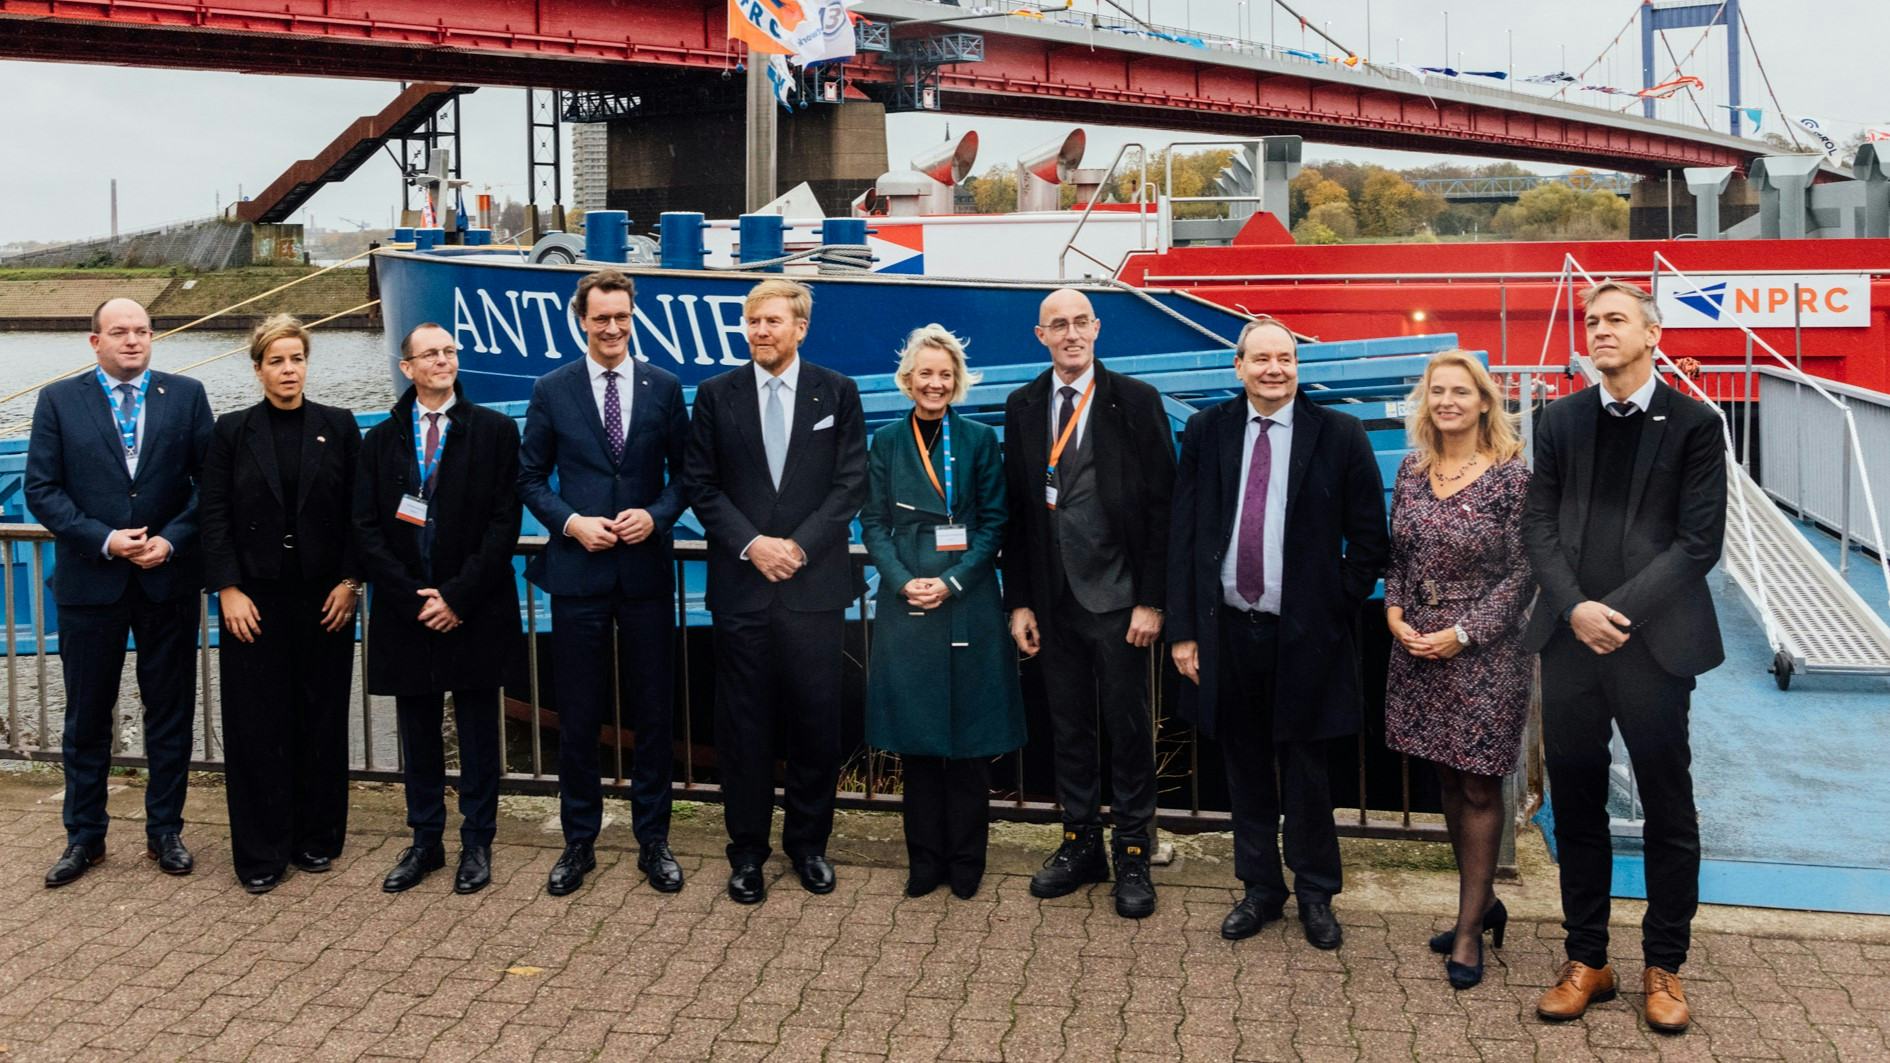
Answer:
[{"left": 728, "top": 0, "right": 801, "bottom": 55}]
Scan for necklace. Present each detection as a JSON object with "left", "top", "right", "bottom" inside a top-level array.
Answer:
[{"left": 1432, "top": 453, "right": 1483, "bottom": 484}]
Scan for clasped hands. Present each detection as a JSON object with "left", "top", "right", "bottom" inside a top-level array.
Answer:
[
  {"left": 569, "top": 509, "right": 657, "bottom": 552},
  {"left": 1568, "top": 600, "right": 1632, "bottom": 655},
  {"left": 1386, "top": 607, "right": 1466, "bottom": 661},
  {"left": 107, "top": 526, "right": 172, "bottom": 570},
  {"left": 902, "top": 577, "right": 950, "bottom": 610},
  {"left": 747, "top": 536, "right": 805, "bottom": 582}
]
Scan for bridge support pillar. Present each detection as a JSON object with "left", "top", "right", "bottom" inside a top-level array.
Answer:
[
  {"left": 605, "top": 101, "right": 887, "bottom": 223},
  {"left": 1630, "top": 170, "right": 1757, "bottom": 241}
]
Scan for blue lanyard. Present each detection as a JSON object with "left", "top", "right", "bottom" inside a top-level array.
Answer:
[
  {"left": 412, "top": 403, "right": 451, "bottom": 487},
  {"left": 96, "top": 369, "right": 148, "bottom": 455},
  {"left": 913, "top": 411, "right": 954, "bottom": 519}
]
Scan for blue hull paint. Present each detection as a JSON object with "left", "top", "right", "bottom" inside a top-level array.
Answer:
[{"left": 374, "top": 249, "right": 1251, "bottom": 404}]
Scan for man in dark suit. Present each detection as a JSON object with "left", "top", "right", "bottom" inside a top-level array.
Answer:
[
  {"left": 682, "top": 278, "right": 867, "bottom": 904},
  {"left": 1001, "top": 287, "right": 1174, "bottom": 919},
  {"left": 520, "top": 268, "right": 691, "bottom": 897},
  {"left": 355, "top": 323, "right": 523, "bottom": 896},
  {"left": 1166, "top": 318, "right": 1388, "bottom": 948},
  {"left": 1524, "top": 281, "right": 1725, "bottom": 1034},
  {"left": 25, "top": 297, "right": 215, "bottom": 887}
]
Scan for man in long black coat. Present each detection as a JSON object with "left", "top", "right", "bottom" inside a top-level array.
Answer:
[
  {"left": 354, "top": 322, "right": 523, "bottom": 896},
  {"left": 1167, "top": 318, "right": 1388, "bottom": 949}
]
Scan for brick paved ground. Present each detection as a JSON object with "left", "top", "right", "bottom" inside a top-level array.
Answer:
[{"left": 0, "top": 770, "right": 1887, "bottom": 1061}]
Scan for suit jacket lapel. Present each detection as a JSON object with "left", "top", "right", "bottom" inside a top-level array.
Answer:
[
  {"left": 619, "top": 361, "right": 658, "bottom": 471},
  {"left": 1217, "top": 399, "right": 1246, "bottom": 545},
  {"left": 243, "top": 403, "right": 285, "bottom": 507},
  {"left": 1017, "top": 373, "right": 1051, "bottom": 473},
  {"left": 1570, "top": 392, "right": 1598, "bottom": 538},
  {"left": 731, "top": 367, "right": 772, "bottom": 493},
  {"left": 776, "top": 367, "right": 825, "bottom": 497},
  {"left": 130, "top": 374, "right": 169, "bottom": 488},
  {"left": 1282, "top": 393, "right": 1322, "bottom": 533},
  {"left": 1624, "top": 382, "right": 1671, "bottom": 521},
  {"left": 82, "top": 376, "right": 132, "bottom": 482},
  {"left": 294, "top": 404, "right": 326, "bottom": 514},
  {"left": 569, "top": 360, "right": 616, "bottom": 466}
]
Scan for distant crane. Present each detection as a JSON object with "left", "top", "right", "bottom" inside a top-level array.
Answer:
[{"left": 339, "top": 217, "right": 375, "bottom": 231}]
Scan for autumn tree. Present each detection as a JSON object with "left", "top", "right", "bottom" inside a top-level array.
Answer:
[
  {"left": 1356, "top": 168, "right": 1445, "bottom": 237},
  {"left": 1491, "top": 182, "right": 1629, "bottom": 240},
  {"left": 967, "top": 166, "right": 1017, "bottom": 213}
]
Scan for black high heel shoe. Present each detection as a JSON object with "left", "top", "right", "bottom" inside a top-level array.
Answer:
[
  {"left": 1446, "top": 935, "right": 1485, "bottom": 990},
  {"left": 1428, "top": 898, "right": 1508, "bottom": 953}
]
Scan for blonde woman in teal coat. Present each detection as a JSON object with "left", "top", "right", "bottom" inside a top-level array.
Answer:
[{"left": 862, "top": 325, "right": 1026, "bottom": 899}]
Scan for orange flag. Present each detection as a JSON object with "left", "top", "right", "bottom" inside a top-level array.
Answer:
[{"left": 729, "top": 0, "right": 801, "bottom": 55}]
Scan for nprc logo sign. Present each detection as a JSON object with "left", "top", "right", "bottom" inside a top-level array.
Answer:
[{"left": 1657, "top": 274, "right": 1873, "bottom": 329}]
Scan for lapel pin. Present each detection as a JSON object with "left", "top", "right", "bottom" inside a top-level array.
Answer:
[
  {"left": 1652, "top": 415, "right": 1667, "bottom": 422},
  {"left": 316, "top": 435, "right": 327, "bottom": 443},
  {"left": 156, "top": 386, "right": 165, "bottom": 395}
]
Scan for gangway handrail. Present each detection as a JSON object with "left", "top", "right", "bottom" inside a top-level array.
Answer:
[
  {"left": 1648, "top": 251, "right": 1890, "bottom": 615},
  {"left": 1057, "top": 141, "right": 1150, "bottom": 280}
]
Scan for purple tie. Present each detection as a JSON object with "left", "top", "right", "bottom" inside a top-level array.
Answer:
[
  {"left": 603, "top": 370, "right": 624, "bottom": 463},
  {"left": 1235, "top": 417, "right": 1274, "bottom": 606}
]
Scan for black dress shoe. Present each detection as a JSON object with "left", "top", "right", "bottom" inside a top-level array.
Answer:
[
  {"left": 1112, "top": 850, "right": 1156, "bottom": 919},
  {"left": 1028, "top": 829, "right": 1109, "bottom": 899},
  {"left": 45, "top": 841, "right": 106, "bottom": 888},
  {"left": 1221, "top": 894, "right": 1285, "bottom": 941},
  {"left": 146, "top": 834, "right": 194, "bottom": 875},
  {"left": 728, "top": 864, "right": 766, "bottom": 904},
  {"left": 455, "top": 846, "right": 492, "bottom": 895},
  {"left": 290, "top": 851, "right": 333, "bottom": 874},
  {"left": 637, "top": 844, "right": 684, "bottom": 893},
  {"left": 949, "top": 877, "right": 982, "bottom": 901},
  {"left": 382, "top": 844, "right": 445, "bottom": 893},
  {"left": 1299, "top": 901, "right": 1344, "bottom": 950},
  {"left": 242, "top": 871, "right": 284, "bottom": 895},
  {"left": 791, "top": 854, "right": 836, "bottom": 895},
  {"left": 906, "top": 874, "right": 942, "bottom": 898},
  {"left": 546, "top": 842, "right": 596, "bottom": 896}
]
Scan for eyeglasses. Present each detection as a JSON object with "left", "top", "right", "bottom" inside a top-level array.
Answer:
[
  {"left": 586, "top": 313, "right": 633, "bottom": 328},
  {"left": 404, "top": 346, "right": 459, "bottom": 364},
  {"left": 1042, "top": 316, "right": 1095, "bottom": 335}
]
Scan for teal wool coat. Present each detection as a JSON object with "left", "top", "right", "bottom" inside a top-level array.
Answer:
[{"left": 861, "top": 410, "right": 1026, "bottom": 759}]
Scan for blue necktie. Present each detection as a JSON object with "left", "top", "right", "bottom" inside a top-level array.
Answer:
[{"left": 763, "top": 378, "right": 787, "bottom": 488}]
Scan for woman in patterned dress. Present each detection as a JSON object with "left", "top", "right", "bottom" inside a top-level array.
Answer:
[{"left": 1383, "top": 350, "right": 1532, "bottom": 989}]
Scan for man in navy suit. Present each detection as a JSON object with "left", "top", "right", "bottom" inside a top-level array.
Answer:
[
  {"left": 682, "top": 277, "right": 867, "bottom": 905},
  {"left": 520, "top": 268, "right": 691, "bottom": 896},
  {"left": 25, "top": 297, "right": 215, "bottom": 887}
]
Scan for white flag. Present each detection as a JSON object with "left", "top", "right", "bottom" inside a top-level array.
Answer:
[{"left": 1794, "top": 116, "right": 1842, "bottom": 159}]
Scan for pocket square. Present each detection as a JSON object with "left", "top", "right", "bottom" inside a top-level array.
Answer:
[{"left": 812, "top": 415, "right": 835, "bottom": 431}]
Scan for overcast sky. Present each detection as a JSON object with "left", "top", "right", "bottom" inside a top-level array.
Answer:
[{"left": 0, "top": 0, "right": 1882, "bottom": 245}]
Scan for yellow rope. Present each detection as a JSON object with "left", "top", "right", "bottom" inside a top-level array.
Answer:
[{"left": 0, "top": 247, "right": 378, "bottom": 407}]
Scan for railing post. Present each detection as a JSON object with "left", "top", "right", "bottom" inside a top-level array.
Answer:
[
  {"left": 1841, "top": 404, "right": 1854, "bottom": 575},
  {"left": 1742, "top": 334, "right": 1755, "bottom": 472}
]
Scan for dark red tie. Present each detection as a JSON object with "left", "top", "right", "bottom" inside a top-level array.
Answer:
[
  {"left": 423, "top": 412, "right": 441, "bottom": 499},
  {"left": 1234, "top": 418, "right": 1274, "bottom": 605}
]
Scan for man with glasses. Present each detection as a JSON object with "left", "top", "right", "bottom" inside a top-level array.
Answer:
[
  {"left": 354, "top": 322, "right": 523, "bottom": 895},
  {"left": 26, "top": 298, "right": 214, "bottom": 887},
  {"left": 1001, "top": 287, "right": 1175, "bottom": 919},
  {"left": 519, "top": 269, "right": 691, "bottom": 896}
]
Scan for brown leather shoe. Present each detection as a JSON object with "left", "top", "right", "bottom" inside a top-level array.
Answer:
[
  {"left": 1537, "top": 960, "right": 1617, "bottom": 1021},
  {"left": 1642, "top": 967, "right": 1691, "bottom": 1033}
]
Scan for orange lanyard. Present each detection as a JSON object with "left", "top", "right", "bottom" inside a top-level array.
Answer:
[
  {"left": 1045, "top": 377, "right": 1096, "bottom": 480},
  {"left": 911, "top": 412, "right": 953, "bottom": 519}
]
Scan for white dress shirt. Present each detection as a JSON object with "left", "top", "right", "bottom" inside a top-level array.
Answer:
[
  {"left": 99, "top": 369, "right": 155, "bottom": 559},
  {"left": 1220, "top": 398, "right": 1295, "bottom": 614},
  {"left": 416, "top": 391, "right": 458, "bottom": 417},
  {"left": 586, "top": 353, "right": 634, "bottom": 443},
  {"left": 1046, "top": 362, "right": 1097, "bottom": 452},
  {"left": 741, "top": 356, "right": 802, "bottom": 560},
  {"left": 1600, "top": 371, "right": 1657, "bottom": 416}
]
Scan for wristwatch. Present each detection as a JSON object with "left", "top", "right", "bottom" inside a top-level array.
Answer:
[
  {"left": 1452, "top": 623, "right": 1471, "bottom": 647},
  {"left": 341, "top": 578, "right": 363, "bottom": 594}
]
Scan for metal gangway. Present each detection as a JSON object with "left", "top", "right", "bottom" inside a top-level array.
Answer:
[{"left": 1555, "top": 253, "right": 1890, "bottom": 690}]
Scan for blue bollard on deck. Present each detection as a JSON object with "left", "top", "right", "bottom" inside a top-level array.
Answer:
[
  {"left": 738, "top": 214, "right": 787, "bottom": 273},
  {"left": 659, "top": 212, "right": 710, "bottom": 270},
  {"left": 583, "top": 210, "right": 631, "bottom": 263}
]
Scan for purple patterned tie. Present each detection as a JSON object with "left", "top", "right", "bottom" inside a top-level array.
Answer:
[
  {"left": 603, "top": 370, "right": 624, "bottom": 463},
  {"left": 1234, "top": 417, "right": 1274, "bottom": 606}
]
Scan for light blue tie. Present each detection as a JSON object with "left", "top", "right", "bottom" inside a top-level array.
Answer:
[{"left": 763, "top": 377, "right": 787, "bottom": 488}]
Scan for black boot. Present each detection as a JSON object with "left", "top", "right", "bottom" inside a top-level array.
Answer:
[
  {"left": 1028, "top": 828, "right": 1108, "bottom": 899},
  {"left": 1111, "top": 845, "right": 1156, "bottom": 919}
]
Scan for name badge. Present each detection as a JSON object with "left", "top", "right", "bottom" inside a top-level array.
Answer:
[
  {"left": 1044, "top": 485, "right": 1059, "bottom": 509},
  {"left": 935, "top": 524, "right": 969, "bottom": 552},
  {"left": 395, "top": 494, "right": 430, "bottom": 526}
]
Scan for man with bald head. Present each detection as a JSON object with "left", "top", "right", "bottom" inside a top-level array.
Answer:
[
  {"left": 26, "top": 298, "right": 215, "bottom": 887},
  {"left": 1001, "top": 287, "right": 1175, "bottom": 919},
  {"left": 1166, "top": 317, "right": 1387, "bottom": 948}
]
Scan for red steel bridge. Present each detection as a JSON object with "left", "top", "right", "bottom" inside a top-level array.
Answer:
[{"left": 0, "top": 0, "right": 1769, "bottom": 175}]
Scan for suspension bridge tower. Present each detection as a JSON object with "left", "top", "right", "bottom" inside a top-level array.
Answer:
[{"left": 1641, "top": 0, "right": 1744, "bottom": 134}]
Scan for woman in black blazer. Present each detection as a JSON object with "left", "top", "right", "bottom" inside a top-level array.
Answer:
[{"left": 200, "top": 315, "right": 362, "bottom": 894}]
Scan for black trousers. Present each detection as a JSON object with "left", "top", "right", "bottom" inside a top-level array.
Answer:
[
  {"left": 218, "top": 580, "right": 355, "bottom": 880},
  {"left": 58, "top": 581, "right": 198, "bottom": 847},
  {"left": 712, "top": 601, "right": 843, "bottom": 867},
  {"left": 1542, "top": 631, "right": 1700, "bottom": 972},
  {"left": 1218, "top": 610, "right": 1343, "bottom": 907},
  {"left": 395, "top": 688, "right": 502, "bottom": 848},
  {"left": 901, "top": 756, "right": 991, "bottom": 891},
  {"left": 1036, "top": 588, "right": 1157, "bottom": 850},
  {"left": 551, "top": 593, "right": 674, "bottom": 848}
]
